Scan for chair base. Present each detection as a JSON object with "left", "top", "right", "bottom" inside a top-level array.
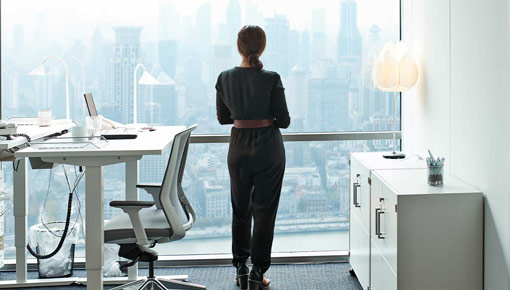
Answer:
[{"left": 110, "top": 277, "right": 207, "bottom": 290}]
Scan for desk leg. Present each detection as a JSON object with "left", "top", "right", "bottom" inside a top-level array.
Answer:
[
  {"left": 125, "top": 160, "right": 139, "bottom": 280},
  {"left": 86, "top": 166, "right": 104, "bottom": 290},
  {"left": 13, "top": 158, "right": 27, "bottom": 283}
]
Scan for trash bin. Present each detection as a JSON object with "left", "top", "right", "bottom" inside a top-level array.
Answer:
[
  {"left": 29, "top": 221, "right": 79, "bottom": 278},
  {"left": 103, "top": 244, "right": 122, "bottom": 277}
]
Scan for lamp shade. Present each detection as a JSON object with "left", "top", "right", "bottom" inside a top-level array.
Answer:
[
  {"left": 156, "top": 71, "right": 176, "bottom": 86},
  {"left": 28, "top": 65, "right": 46, "bottom": 76},
  {"left": 372, "top": 41, "right": 418, "bottom": 92},
  {"left": 138, "top": 71, "right": 159, "bottom": 85}
]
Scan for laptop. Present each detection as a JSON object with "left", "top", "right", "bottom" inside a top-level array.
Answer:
[{"left": 84, "top": 93, "right": 138, "bottom": 140}]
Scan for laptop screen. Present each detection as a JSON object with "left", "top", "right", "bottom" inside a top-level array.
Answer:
[{"left": 84, "top": 93, "right": 98, "bottom": 117}]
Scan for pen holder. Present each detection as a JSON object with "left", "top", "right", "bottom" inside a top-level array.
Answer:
[{"left": 427, "top": 165, "right": 444, "bottom": 186}]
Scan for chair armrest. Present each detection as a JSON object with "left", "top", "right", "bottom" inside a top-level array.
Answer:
[
  {"left": 110, "top": 201, "right": 155, "bottom": 208},
  {"left": 136, "top": 184, "right": 163, "bottom": 209},
  {"left": 136, "top": 183, "right": 162, "bottom": 189},
  {"left": 109, "top": 200, "right": 155, "bottom": 245}
]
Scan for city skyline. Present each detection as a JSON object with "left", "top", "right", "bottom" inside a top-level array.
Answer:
[{"left": 0, "top": 0, "right": 400, "bottom": 259}]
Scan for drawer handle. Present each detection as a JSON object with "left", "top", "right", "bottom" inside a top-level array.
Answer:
[
  {"left": 353, "top": 182, "right": 361, "bottom": 208},
  {"left": 375, "top": 208, "right": 385, "bottom": 239}
]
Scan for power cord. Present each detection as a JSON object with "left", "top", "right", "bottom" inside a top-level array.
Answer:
[
  {"left": 10, "top": 133, "right": 31, "bottom": 143},
  {"left": 27, "top": 164, "right": 85, "bottom": 259}
]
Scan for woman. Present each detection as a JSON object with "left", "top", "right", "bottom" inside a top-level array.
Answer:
[{"left": 215, "top": 25, "right": 290, "bottom": 290}]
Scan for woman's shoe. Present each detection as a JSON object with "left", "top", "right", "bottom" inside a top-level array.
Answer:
[
  {"left": 248, "top": 268, "right": 271, "bottom": 290},
  {"left": 235, "top": 263, "right": 249, "bottom": 289}
]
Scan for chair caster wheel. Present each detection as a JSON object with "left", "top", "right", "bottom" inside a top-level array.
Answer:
[{"left": 349, "top": 268, "right": 356, "bottom": 277}]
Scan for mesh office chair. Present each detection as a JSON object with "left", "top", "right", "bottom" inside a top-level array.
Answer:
[{"left": 104, "top": 125, "right": 205, "bottom": 290}]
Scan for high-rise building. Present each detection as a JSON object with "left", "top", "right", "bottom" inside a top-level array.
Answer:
[
  {"left": 300, "top": 31, "right": 311, "bottom": 71},
  {"left": 154, "top": 70, "right": 178, "bottom": 125},
  {"left": 337, "top": 1, "right": 362, "bottom": 66},
  {"left": 213, "top": 45, "right": 233, "bottom": 81},
  {"left": 286, "top": 65, "right": 308, "bottom": 121},
  {"left": 361, "top": 25, "right": 386, "bottom": 120},
  {"left": 312, "top": 9, "right": 327, "bottom": 64},
  {"left": 244, "top": 0, "right": 264, "bottom": 25},
  {"left": 195, "top": 3, "right": 212, "bottom": 60},
  {"left": 158, "top": 40, "right": 178, "bottom": 78},
  {"left": 227, "top": 0, "right": 242, "bottom": 45},
  {"left": 308, "top": 60, "right": 349, "bottom": 131},
  {"left": 109, "top": 26, "right": 143, "bottom": 124},
  {"left": 158, "top": 2, "right": 179, "bottom": 41},
  {"left": 264, "top": 15, "right": 290, "bottom": 77},
  {"left": 91, "top": 27, "right": 112, "bottom": 105}
]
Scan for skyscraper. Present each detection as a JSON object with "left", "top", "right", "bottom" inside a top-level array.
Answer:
[
  {"left": 158, "top": 2, "right": 179, "bottom": 41},
  {"left": 312, "top": 9, "right": 327, "bottom": 64},
  {"left": 337, "top": 1, "right": 362, "bottom": 65},
  {"left": 158, "top": 40, "right": 178, "bottom": 78},
  {"left": 227, "top": 0, "right": 241, "bottom": 45},
  {"left": 307, "top": 60, "right": 349, "bottom": 131},
  {"left": 264, "top": 15, "right": 290, "bottom": 77},
  {"left": 361, "top": 25, "right": 386, "bottom": 120},
  {"left": 244, "top": 0, "right": 264, "bottom": 25},
  {"left": 195, "top": 3, "right": 212, "bottom": 60},
  {"left": 109, "top": 27, "right": 142, "bottom": 124}
]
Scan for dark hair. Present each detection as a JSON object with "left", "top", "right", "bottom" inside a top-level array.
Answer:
[{"left": 237, "top": 25, "right": 266, "bottom": 70}]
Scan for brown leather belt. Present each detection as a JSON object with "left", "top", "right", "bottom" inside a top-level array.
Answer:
[{"left": 234, "top": 119, "right": 275, "bottom": 128}]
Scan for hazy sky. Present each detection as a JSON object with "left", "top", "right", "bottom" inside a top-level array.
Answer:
[{"left": 1, "top": 0, "right": 399, "bottom": 46}]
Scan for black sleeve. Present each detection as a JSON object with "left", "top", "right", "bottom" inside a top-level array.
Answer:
[
  {"left": 271, "top": 73, "right": 291, "bottom": 129},
  {"left": 215, "top": 75, "right": 234, "bottom": 125}
]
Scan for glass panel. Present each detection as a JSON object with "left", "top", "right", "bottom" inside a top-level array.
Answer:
[
  {"left": 1, "top": 139, "right": 397, "bottom": 259},
  {"left": 0, "top": 0, "right": 400, "bottom": 259},
  {"left": 1, "top": 0, "right": 400, "bottom": 133}
]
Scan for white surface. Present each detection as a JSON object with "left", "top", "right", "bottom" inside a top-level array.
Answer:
[
  {"left": 372, "top": 169, "right": 483, "bottom": 290},
  {"left": 350, "top": 153, "right": 483, "bottom": 290},
  {"left": 13, "top": 159, "right": 27, "bottom": 282},
  {"left": 349, "top": 158, "right": 370, "bottom": 289},
  {"left": 402, "top": 0, "right": 510, "bottom": 288},
  {"left": 85, "top": 166, "right": 104, "bottom": 290},
  {"left": 374, "top": 169, "right": 480, "bottom": 195},
  {"left": 16, "top": 126, "right": 185, "bottom": 158},
  {"left": 349, "top": 153, "right": 427, "bottom": 290},
  {"left": 9, "top": 126, "right": 185, "bottom": 290},
  {"left": 125, "top": 160, "right": 139, "bottom": 280},
  {"left": 0, "top": 122, "right": 75, "bottom": 150},
  {"left": 370, "top": 168, "right": 482, "bottom": 290},
  {"left": 351, "top": 152, "right": 426, "bottom": 170}
]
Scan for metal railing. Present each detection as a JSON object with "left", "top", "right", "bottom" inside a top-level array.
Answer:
[{"left": 190, "top": 131, "right": 402, "bottom": 143}]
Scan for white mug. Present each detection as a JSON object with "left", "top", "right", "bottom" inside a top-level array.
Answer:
[{"left": 71, "top": 126, "right": 90, "bottom": 138}]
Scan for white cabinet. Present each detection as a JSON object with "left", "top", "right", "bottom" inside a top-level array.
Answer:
[
  {"left": 349, "top": 153, "right": 483, "bottom": 290},
  {"left": 349, "top": 152, "right": 425, "bottom": 290}
]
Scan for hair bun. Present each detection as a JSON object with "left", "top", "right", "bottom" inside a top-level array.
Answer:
[{"left": 248, "top": 54, "right": 263, "bottom": 70}]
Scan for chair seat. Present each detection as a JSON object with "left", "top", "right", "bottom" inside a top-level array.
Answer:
[{"left": 105, "top": 208, "right": 173, "bottom": 244}]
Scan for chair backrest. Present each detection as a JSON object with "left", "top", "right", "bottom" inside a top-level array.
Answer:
[{"left": 158, "top": 125, "right": 197, "bottom": 239}]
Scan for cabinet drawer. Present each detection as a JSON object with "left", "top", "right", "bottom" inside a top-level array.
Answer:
[
  {"left": 370, "top": 174, "right": 384, "bottom": 250},
  {"left": 350, "top": 214, "right": 370, "bottom": 290},
  {"left": 382, "top": 184, "right": 397, "bottom": 273},
  {"left": 350, "top": 158, "right": 371, "bottom": 232}
]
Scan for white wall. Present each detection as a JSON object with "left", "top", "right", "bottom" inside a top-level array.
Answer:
[{"left": 402, "top": 0, "right": 510, "bottom": 289}]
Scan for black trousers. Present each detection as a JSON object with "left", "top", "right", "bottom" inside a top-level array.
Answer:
[{"left": 228, "top": 126, "right": 286, "bottom": 273}]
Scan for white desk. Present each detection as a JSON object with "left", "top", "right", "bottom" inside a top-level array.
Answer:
[
  {"left": 8, "top": 126, "right": 186, "bottom": 290},
  {"left": 0, "top": 123, "right": 73, "bottom": 160},
  {"left": 0, "top": 121, "right": 74, "bottom": 283}
]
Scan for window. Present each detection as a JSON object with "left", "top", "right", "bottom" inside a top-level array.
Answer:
[{"left": 1, "top": 0, "right": 400, "bottom": 260}]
